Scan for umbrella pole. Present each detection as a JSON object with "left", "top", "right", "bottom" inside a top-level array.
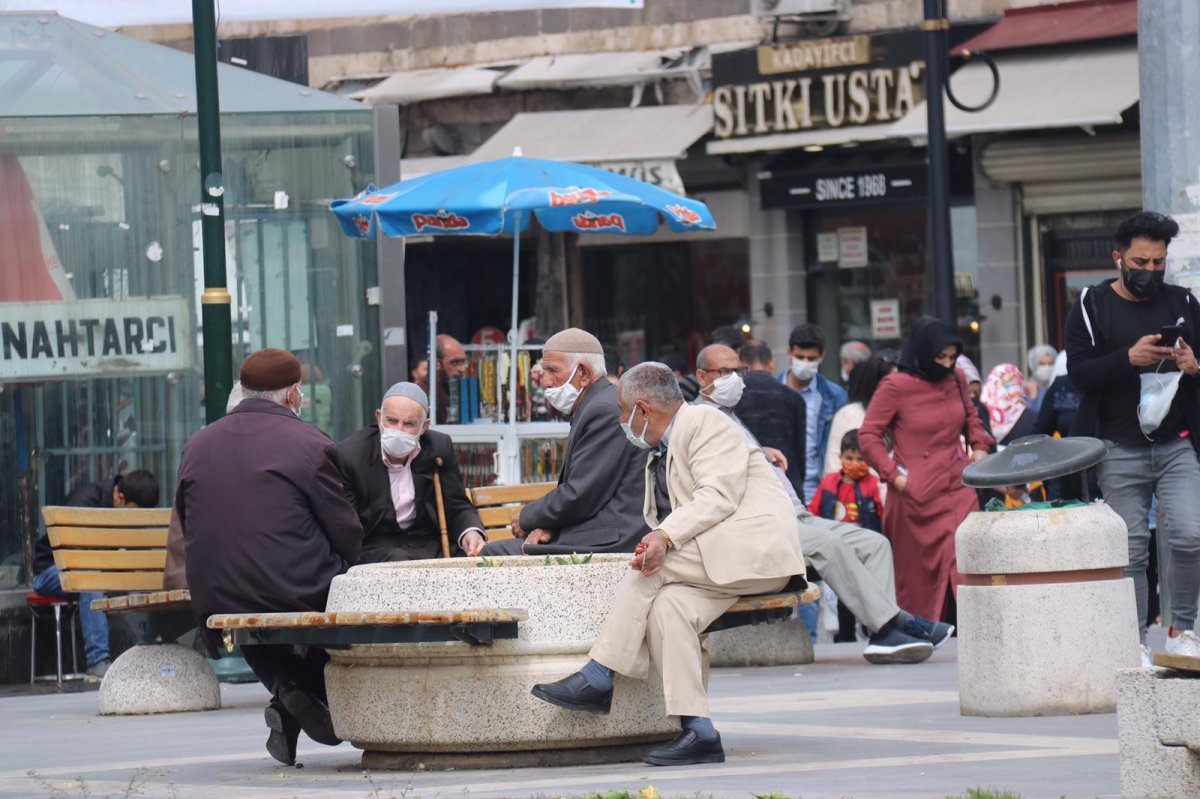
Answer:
[{"left": 507, "top": 211, "right": 522, "bottom": 483}]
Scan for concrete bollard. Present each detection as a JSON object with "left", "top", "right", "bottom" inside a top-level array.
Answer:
[{"left": 955, "top": 502, "right": 1140, "bottom": 716}]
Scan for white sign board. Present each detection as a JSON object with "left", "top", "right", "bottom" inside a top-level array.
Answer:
[
  {"left": 594, "top": 160, "right": 684, "bottom": 196},
  {"left": 817, "top": 232, "right": 839, "bottom": 263},
  {"left": 0, "top": 296, "right": 193, "bottom": 381},
  {"left": 837, "top": 226, "right": 869, "bottom": 268},
  {"left": 870, "top": 299, "right": 901, "bottom": 339},
  {"left": 1168, "top": 211, "right": 1200, "bottom": 296}
]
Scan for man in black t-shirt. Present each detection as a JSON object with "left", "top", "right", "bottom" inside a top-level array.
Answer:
[{"left": 1065, "top": 211, "right": 1200, "bottom": 662}]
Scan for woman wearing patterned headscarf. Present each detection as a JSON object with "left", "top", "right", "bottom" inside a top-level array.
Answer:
[{"left": 981, "top": 363, "right": 1036, "bottom": 446}]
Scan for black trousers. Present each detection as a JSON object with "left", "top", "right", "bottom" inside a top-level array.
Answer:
[
  {"left": 241, "top": 645, "right": 330, "bottom": 704},
  {"left": 357, "top": 532, "right": 443, "bottom": 564}
]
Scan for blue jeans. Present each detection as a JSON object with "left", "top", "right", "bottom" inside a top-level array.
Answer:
[
  {"left": 32, "top": 566, "right": 109, "bottom": 667},
  {"left": 1098, "top": 438, "right": 1200, "bottom": 641}
]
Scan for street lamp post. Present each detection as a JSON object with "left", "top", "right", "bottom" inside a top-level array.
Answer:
[
  {"left": 192, "top": 0, "right": 233, "bottom": 423},
  {"left": 921, "top": 0, "right": 998, "bottom": 324}
]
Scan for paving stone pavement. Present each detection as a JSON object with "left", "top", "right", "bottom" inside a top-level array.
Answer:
[{"left": 0, "top": 638, "right": 1126, "bottom": 799}]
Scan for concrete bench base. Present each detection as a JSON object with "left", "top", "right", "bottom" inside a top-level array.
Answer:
[
  {"left": 1118, "top": 666, "right": 1200, "bottom": 798},
  {"left": 98, "top": 643, "right": 220, "bottom": 715},
  {"left": 706, "top": 611, "right": 814, "bottom": 667}
]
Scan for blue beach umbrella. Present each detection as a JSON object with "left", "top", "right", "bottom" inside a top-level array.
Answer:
[{"left": 330, "top": 151, "right": 716, "bottom": 459}]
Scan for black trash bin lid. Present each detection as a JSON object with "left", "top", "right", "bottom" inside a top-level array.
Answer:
[{"left": 961, "top": 434, "right": 1107, "bottom": 488}]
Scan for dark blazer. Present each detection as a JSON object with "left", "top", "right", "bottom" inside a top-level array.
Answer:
[
  {"left": 735, "top": 370, "right": 807, "bottom": 496},
  {"left": 176, "top": 398, "right": 363, "bottom": 653},
  {"left": 518, "top": 378, "right": 650, "bottom": 553},
  {"left": 338, "top": 425, "right": 483, "bottom": 563}
]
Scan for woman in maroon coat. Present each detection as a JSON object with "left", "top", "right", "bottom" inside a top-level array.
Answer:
[{"left": 859, "top": 316, "right": 994, "bottom": 621}]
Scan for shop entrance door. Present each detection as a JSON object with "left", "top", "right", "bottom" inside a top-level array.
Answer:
[{"left": 1042, "top": 226, "right": 1117, "bottom": 350}]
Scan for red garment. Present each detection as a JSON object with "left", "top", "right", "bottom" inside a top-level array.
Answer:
[
  {"left": 806, "top": 471, "right": 883, "bottom": 526},
  {"left": 858, "top": 371, "right": 994, "bottom": 620}
]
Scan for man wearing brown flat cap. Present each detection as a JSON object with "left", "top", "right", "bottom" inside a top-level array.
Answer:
[
  {"left": 175, "top": 348, "right": 363, "bottom": 767},
  {"left": 481, "top": 328, "right": 650, "bottom": 556}
]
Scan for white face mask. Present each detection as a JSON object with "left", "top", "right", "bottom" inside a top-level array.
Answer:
[
  {"left": 705, "top": 372, "right": 745, "bottom": 408},
  {"left": 620, "top": 404, "right": 653, "bottom": 450},
  {"left": 543, "top": 365, "right": 581, "bottom": 415},
  {"left": 840, "top": 368, "right": 850, "bottom": 383},
  {"left": 790, "top": 357, "right": 820, "bottom": 382},
  {"left": 380, "top": 427, "right": 420, "bottom": 461},
  {"left": 1034, "top": 364, "right": 1054, "bottom": 385},
  {"left": 292, "top": 386, "right": 304, "bottom": 417}
]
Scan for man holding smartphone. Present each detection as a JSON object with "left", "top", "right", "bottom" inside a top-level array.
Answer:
[{"left": 1065, "top": 211, "right": 1200, "bottom": 662}]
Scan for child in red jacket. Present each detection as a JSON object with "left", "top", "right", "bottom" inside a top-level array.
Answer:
[{"left": 807, "top": 430, "right": 884, "bottom": 532}]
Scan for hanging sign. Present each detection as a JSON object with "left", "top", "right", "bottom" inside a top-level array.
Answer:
[
  {"left": 871, "top": 299, "right": 901, "bottom": 339},
  {"left": 837, "top": 227, "right": 869, "bottom": 269},
  {"left": 0, "top": 296, "right": 193, "bottom": 381}
]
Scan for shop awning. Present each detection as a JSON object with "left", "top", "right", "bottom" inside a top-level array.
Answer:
[
  {"left": 888, "top": 44, "right": 1138, "bottom": 139},
  {"left": 348, "top": 65, "right": 508, "bottom": 105},
  {"left": 951, "top": 0, "right": 1136, "bottom": 55},
  {"left": 705, "top": 122, "right": 895, "bottom": 157},
  {"left": 469, "top": 105, "right": 713, "bottom": 194},
  {"left": 494, "top": 49, "right": 692, "bottom": 90}
]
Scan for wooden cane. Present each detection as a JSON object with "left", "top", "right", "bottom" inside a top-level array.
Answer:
[{"left": 432, "top": 456, "right": 452, "bottom": 558}]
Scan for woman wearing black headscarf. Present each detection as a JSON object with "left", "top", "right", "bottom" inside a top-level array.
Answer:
[{"left": 858, "top": 316, "right": 994, "bottom": 622}]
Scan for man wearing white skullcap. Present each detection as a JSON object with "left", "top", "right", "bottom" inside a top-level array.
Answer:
[
  {"left": 338, "top": 381, "right": 486, "bottom": 562},
  {"left": 481, "top": 327, "right": 651, "bottom": 555}
]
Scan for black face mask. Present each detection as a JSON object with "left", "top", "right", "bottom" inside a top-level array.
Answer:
[
  {"left": 925, "top": 361, "right": 953, "bottom": 381},
  {"left": 1121, "top": 259, "right": 1166, "bottom": 300}
]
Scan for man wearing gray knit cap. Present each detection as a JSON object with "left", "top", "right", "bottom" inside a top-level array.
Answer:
[
  {"left": 338, "top": 381, "right": 486, "bottom": 562},
  {"left": 482, "top": 327, "right": 651, "bottom": 556}
]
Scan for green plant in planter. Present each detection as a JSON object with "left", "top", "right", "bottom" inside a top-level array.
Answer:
[{"left": 544, "top": 553, "right": 593, "bottom": 566}]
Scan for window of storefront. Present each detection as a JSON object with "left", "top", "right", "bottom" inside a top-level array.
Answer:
[{"left": 581, "top": 239, "right": 749, "bottom": 371}]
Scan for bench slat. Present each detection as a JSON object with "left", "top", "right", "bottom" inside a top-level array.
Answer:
[
  {"left": 92, "top": 590, "right": 191, "bottom": 613},
  {"left": 484, "top": 528, "right": 515, "bottom": 542},
  {"left": 54, "top": 549, "right": 167, "bottom": 571},
  {"left": 42, "top": 507, "right": 171, "bottom": 527},
  {"left": 59, "top": 571, "right": 165, "bottom": 593},
  {"left": 48, "top": 527, "right": 169, "bottom": 548},
  {"left": 207, "top": 608, "right": 528, "bottom": 630},
  {"left": 725, "top": 586, "right": 820, "bottom": 614},
  {"left": 468, "top": 483, "right": 556, "bottom": 506},
  {"left": 477, "top": 507, "right": 517, "bottom": 528}
]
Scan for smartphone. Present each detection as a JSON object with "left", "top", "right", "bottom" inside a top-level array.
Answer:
[{"left": 1160, "top": 324, "right": 1184, "bottom": 345}]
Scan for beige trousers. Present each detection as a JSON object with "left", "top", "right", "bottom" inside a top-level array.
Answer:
[{"left": 588, "top": 540, "right": 788, "bottom": 718}]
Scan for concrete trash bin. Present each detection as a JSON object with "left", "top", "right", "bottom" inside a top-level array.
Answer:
[{"left": 956, "top": 435, "right": 1141, "bottom": 717}]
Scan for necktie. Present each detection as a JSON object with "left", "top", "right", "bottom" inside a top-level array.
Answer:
[{"left": 652, "top": 445, "right": 672, "bottom": 523}]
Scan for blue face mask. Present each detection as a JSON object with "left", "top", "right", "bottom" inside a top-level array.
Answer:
[{"left": 620, "top": 404, "right": 652, "bottom": 450}]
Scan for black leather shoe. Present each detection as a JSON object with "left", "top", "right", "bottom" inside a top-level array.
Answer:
[
  {"left": 277, "top": 681, "right": 341, "bottom": 746},
  {"left": 531, "top": 672, "right": 612, "bottom": 715},
  {"left": 643, "top": 730, "right": 725, "bottom": 766},
  {"left": 264, "top": 700, "right": 300, "bottom": 766}
]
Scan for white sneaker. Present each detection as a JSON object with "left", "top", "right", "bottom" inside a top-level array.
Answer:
[
  {"left": 1165, "top": 630, "right": 1200, "bottom": 659},
  {"left": 1140, "top": 643, "right": 1153, "bottom": 668}
]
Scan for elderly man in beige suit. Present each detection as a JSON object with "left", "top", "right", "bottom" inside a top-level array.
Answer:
[{"left": 532, "top": 361, "right": 807, "bottom": 767}]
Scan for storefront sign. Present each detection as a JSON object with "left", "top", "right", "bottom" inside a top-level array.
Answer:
[
  {"left": 817, "top": 232, "right": 839, "bottom": 263},
  {"left": 760, "top": 161, "right": 927, "bottom": 210},
  {"left": 0, "top": 296, "right": 193, "bottom": 381},
  {"left": 871, "top": 299, "right": 901, "bottom": 339},
  {"left": 594, "top": 160, "right": 685, "bottom": 195},
  {"left": 837, "top": 227, "right": 869, "bottom": 269},
  {"left": 710, "top": 32, "right": 925, "bottom": 141}
]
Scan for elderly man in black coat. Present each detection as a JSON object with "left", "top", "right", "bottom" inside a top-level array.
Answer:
[
  {"left": 339, "top": 382, "right": 486, "bottom": 562},
  {"left": 176, "top": 348, "right": 363, "bottom": 767},
  {"left": 481, "top": 328, "right": 650, "bottom": 556}
]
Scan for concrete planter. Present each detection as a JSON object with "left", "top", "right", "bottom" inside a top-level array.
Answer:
[
  {"left": 323, "top": 555, "right": 676, "bottom": 764},
  {"left": 955, "top": 502, "right": 1140, "bottom": 717}
]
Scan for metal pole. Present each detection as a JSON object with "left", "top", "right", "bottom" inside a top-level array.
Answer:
[
  {"left": 506, "top": 211, "right": 522, "bottom": 483},
  {"left": 192, "top": 0, "right": 232, "bottom": 424},
  {"left": 922, "top": 0, "right": 956, "bottom": 323},
  {"left": 1137, "top": 0, "right": 1200, "bottom": 631}
]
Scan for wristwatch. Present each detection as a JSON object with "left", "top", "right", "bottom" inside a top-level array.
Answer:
[{"left": 657, "top": 529, "right": 674, "bottom": 550}]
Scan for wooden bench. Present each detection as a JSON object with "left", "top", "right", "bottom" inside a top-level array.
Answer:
[
  {"left": 40, "top": 506, "right": 220, "bottom": 714},
  {"left": 207, "top": 607, "right": 528, "bottom": 651},
  {"left": 467, "top": 482, "right": 557, "bottom": 542},
  {"left": 40, "top": 506, "right": 195, "bottom": 643}
]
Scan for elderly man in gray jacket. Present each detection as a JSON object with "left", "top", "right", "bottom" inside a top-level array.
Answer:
[{"left": 481, "top": 328, "right": 650, "bottom": 555}]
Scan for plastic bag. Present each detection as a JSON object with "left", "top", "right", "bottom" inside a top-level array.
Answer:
[{"left": 1138, "top": 369, "right": 1183, "bottom": 436}]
